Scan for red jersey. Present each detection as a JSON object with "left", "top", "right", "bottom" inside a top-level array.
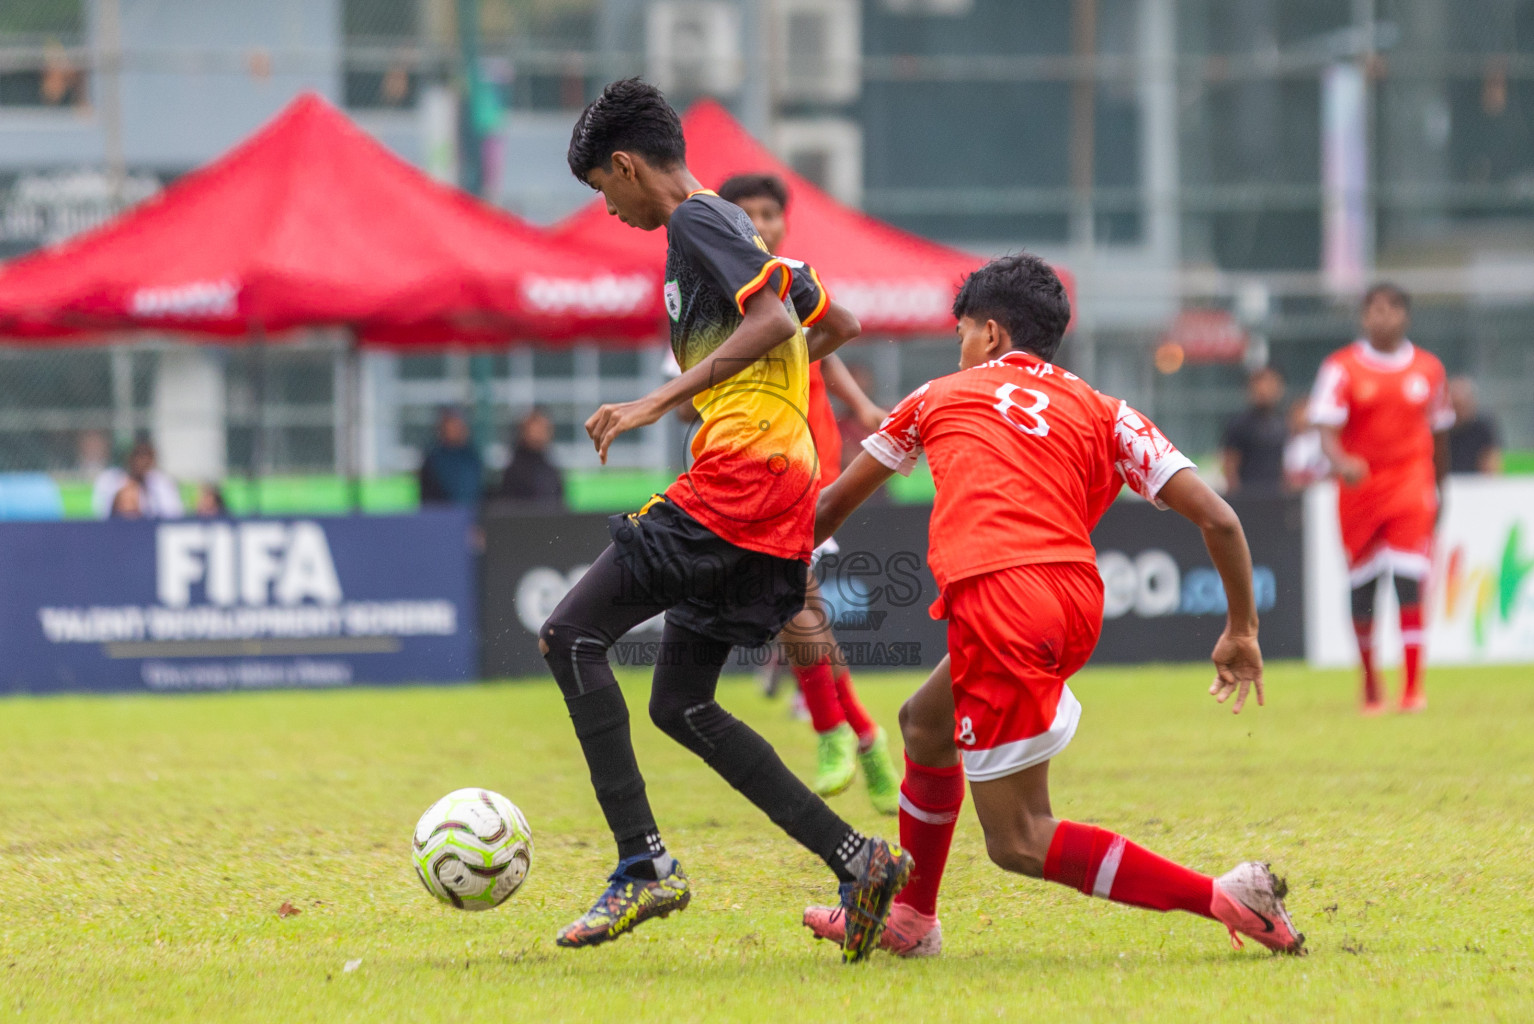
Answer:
[
  {"left": 807, "top": 361, "right": 844, "bottom": 487},
  {"left": 1308, "top": 340, "right": 1452, "bottom": 475},
  {"left": 863, "top": 349, "right": 1194, "bottom": 593}
]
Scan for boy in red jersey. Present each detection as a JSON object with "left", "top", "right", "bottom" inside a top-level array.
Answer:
[
  {"left": 803, "top": 253, "right": 1304, "bottom": 957},
  {"left": 1310, "top": 283, "right": 1452, "bottom": 714},
  {"left": 715, "top": 172, "right": 901, "bottom": 812},
  {"left": 544, "top": 79, "right": 909, "bottom": 962}
]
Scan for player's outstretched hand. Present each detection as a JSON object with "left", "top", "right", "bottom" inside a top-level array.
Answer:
[
  {"left": 1209, "top": 630, "right": 1264, "bottom": 713},
  {"left": 857, "top": 401, "right": 888, "bottom": 432},
  {"left": 586, "top": 397, "right": 663, "bottom": 465}
]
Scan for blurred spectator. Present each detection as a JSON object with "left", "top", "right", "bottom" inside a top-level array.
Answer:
[
  {"left": 76, "top": 430, "right": 110, "bottom": 478},
  {"left": 498, "top": 408, "right": 565, "bottom": 508},
  {"left": 1447, "top": 377, "right": 1501, "bottom": 474},
  {"left": 1220, "top": 366, "right": 1287, "bottom": 495},
  {"left": 109, "top": 479, "right": 144, "bottom": 519},
  {"left": 1283, "top": 394, "right": 1330, "bottom": 491},
  {"left": 834, "top": 360, "right": 886, "bottom": 471},
  {"left": 193, "top": 483, "right": 228, "bottom": 517},
  {"left": 418, "top": 407, "right": 484, "bottom": 507},
  {"left": 92, "top": 439, "right": 184, "bottom": 519}
]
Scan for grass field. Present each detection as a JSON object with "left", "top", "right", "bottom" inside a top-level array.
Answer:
[{"left": 3, "top": 662, "right": 1532, "bottom": 1022}]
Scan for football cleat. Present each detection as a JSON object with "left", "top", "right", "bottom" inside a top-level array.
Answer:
[
  {"left": 1210, "top": 861, "right": 1305, "bottom": 955},
  {"left": 804, "top": 899, "right": 941, "bottom": 957},
  {"left": 1399, "top": 692, "right": 1427, "bottom": 713},
  {"left": 837, "top": 838, "right": 914, "bottom": 964},
  {"left": 857, "top": 728, "right": 901, "bottom": 816},
  {"left": 813, "top": 724, "right": 859, "bottom": 796},
  {"left": 555, "top": 854, "right": 690, "bottom": 949}
]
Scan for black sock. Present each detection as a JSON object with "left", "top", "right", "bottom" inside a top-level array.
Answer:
[
  {"left": 832, "top": 827, "right": 869, "bottom": 881},
  {"left": 563, "top": 686, "right": 662, "bottom": 861}
]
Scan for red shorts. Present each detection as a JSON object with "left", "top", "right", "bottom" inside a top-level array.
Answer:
[
  {"left": 1338, "top": 463, "right": 1437, "bottom": 585},
  {"left": 940, "top": 561, "right": 1104, "bottom": 782}
]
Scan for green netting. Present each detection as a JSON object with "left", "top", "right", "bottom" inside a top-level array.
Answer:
[{"left": 564, "top": 470, "right": 673, "bottom": 513}]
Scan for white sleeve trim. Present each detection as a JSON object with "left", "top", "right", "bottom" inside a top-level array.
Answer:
[
  {"left": 861, "top": 432, "right": 919, "bottom": 476},
  {"left": 1308, "top": 361, "right": 1349, "bottom": 426},
  {"left": 1144, "top": 458, "right": 1196, "bottom": 510}
]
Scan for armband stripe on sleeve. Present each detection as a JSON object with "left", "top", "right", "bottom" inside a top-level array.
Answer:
[
  {"left": 801, "top": 272, "right": 831, "bottom": 327},
  {"left": 733, "top": 258, "right": 792, "bottom": 314}
]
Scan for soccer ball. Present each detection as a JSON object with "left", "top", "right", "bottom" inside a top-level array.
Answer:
[{"left": 411, "top": 788, "right": 533, "bottom": 910}]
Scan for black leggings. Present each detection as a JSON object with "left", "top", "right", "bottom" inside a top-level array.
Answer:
[
  {"left": 542, "top": 543, "right": 858, "bottom": 876},
  {"left": 1351, "top": 574, "right": 1422, "bottom": 623}
]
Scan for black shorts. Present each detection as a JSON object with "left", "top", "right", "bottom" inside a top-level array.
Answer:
[{"left": 608, "top": 498, "right": 807, "bottom": 648}]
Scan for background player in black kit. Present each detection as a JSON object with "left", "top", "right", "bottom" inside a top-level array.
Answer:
[{"left": 541, "top": 78, "right": 910, "bottom": 962}]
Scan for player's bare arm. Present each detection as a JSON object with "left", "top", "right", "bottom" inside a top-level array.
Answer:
[
  {"left": 585, "top": 286, "right": 797, "bottom": 463},
  {"left": 803, "top": 301, "right": 861, "bottom": 363},
  {"left": 814, "top": 450, "right": 896, "bottom": 547},
  {"left": 1433, "top": 429, "right": 1450, "bottom": 525},
  {"left": 1156, "top": 468, "right": 1264, "bottom": 713},
  {"left": 1317, "top": 424, "right": 1368, "bottom": 485},
  {"left": 821, "top": 353, "right": 887, "bottom": 430}
]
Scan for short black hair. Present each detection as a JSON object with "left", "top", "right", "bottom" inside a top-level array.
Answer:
[
  {"left": 567, "top": 78, "right": 686, "bottom": 183},
  {"left": 717, "top": 173, "right": 789, "bottom": 210},
  {"left": 952, "top": 253, "right": 1071, "bottom": 362},
  {"left": 1363, "top": 282, "right": 1410, "bottom": 312}
]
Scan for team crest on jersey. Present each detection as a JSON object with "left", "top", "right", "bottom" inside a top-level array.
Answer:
[
  {"left": 664, "top": 280, "right": 681, "bottom": 321},
  {"left": 1404, "top": 373, "right": 1429, "bottom": 403}
]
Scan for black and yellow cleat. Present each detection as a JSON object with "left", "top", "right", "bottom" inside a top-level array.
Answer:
[
  {"left": 838, "top": 838, "right": 914, "bottom": 964},
  {"left": 555, "top": 854, "right": 691, "bottom": 949}
]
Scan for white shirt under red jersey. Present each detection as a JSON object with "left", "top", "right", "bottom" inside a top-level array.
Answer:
[
  {"left": 862, "top": 349, "right": 1195, "bottom": 593},
  {"left": 1308, "top": 340, "right": 1453, "bottom": 473}
]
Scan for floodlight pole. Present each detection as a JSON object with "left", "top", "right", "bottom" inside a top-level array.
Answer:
[{"left": 456, "top": 0, "right": 484, "bottom": 196}]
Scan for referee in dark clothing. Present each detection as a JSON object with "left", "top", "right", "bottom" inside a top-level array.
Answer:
[{"left": 1221, "top": 366, "right": 1288, "bottom": 495}]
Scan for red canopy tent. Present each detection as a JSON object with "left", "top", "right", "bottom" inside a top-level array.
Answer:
[
  {"left": 0, "top": 92, "right": 661, "bottom": 346},
  {"left": 550, "top": 99, "right": 1072, "bottom": 336}
]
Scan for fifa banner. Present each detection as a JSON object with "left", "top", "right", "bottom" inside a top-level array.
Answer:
[
  {"left": 0, "top": 511, "right": 478, "bottom": 693},
  {"left": 1305, "top": 477, "right": 1534, "bottom": 667},
  {"left": 480, "top": 495, "right": 1304, "bottom": 679}
]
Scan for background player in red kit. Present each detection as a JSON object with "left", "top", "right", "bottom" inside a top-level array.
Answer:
[
  {"left": 805, "top": 254, "right": 1304, "bottom": 957},
  {"left": 1310, "top": 283, "right": 1452, "bottom": 714},
  {"left": 715, "top": 172, "right": 901, "bottom": 812}
]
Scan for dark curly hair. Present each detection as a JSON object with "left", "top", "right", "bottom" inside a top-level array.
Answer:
[
  {"left": 567, "top": 78, "right": 686, "bottom": 183},
  {"left": 952, "top": 253, "right": 1071, "bottom": 362},
  {"left": 1363, "top": 281, "right": 1410, "bottom": 312},
  {"left": 718, "top": 173, "right": 789, "bottom": 210}
]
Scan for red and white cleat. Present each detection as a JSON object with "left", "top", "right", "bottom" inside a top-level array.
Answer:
[
  {"left": 1210, "top": 862, "right": 1305, "bottom": 955},
  {"left": 804, "top": 900, "right": 942, "bottom": 958},
  {"left": 1399, "top": 692, "right": 1427, "bottom": 713}
]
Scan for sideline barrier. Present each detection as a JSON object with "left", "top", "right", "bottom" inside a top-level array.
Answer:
[
  {"left": 1305, "top": 476, "right": 1534, "bottom": 667},
  {"left": 480, "top": 495, "right": 1305, "bottom": 679},
  {"left": 0, "top": 510, "right": 478, "bottom": 693}
]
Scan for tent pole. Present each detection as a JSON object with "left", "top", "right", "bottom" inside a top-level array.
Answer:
[
  {"left": 252, "top": 322, "right": 267, "bottom": 516},
  {"left": 347, "top": 329, "right": 362, "bottom": 515}
]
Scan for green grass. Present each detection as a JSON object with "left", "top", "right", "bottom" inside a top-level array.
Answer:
[{"left": 2, "top": 663, "right": 1532, "bottom": 1022}]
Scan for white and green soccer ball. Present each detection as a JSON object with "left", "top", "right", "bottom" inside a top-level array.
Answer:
[{"left": 411, "top": 788, "right": 533, "bottom": 911}]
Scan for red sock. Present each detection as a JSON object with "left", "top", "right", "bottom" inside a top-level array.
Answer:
[
  {"left": 1043, "top": 821, "right": 1214, "bottom": 917},
  {"left": 1353, "top": 616, "right": 1380, "bottom": 704},
  {"left": 793, "top": 659, "right": 845, "bottom": 734},
  {"left": 832, "top": 667, "right": 878, "bottom": 744},
  {"left": 1400, "top": 602, "right": 1424, "bottom": 700},
  {"left": 892, "top": 756, "right": 964, "bottom": 917}
]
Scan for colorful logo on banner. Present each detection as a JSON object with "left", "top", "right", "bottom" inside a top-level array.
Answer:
[{"left": 1441, "top": 523, "right": 1534, "bottom": 649}]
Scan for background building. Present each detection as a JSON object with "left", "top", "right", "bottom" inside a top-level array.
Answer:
[{"left": 1, "top": 0, "right": 1531, "bottom": 487}]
